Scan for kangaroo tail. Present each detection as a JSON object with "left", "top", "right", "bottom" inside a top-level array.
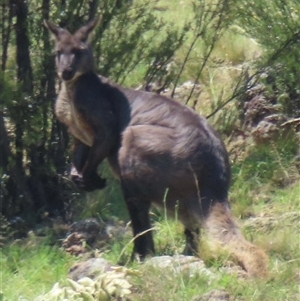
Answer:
[{"left": 204, "top": 201, "right": 268, "bottom": 278}]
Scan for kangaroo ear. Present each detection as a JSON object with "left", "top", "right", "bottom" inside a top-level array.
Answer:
[
  {"left": 44, "top": 20, "right": 68, "bottom": 41},
  {"left": 74, "top": 17, "right": 101, "bottom": 43}
]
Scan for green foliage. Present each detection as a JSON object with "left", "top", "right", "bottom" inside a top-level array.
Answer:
[
  {"left": 0, "top": 0, "right": 190, "bottom": 218},
  {"left": 229, "top": 133, "right": 299, "bottom": 218},
  {"left": 234, "top": 0, "right": 300, "bottom": 117},
  {"left": 1, "top": 0, "right": 245, "bottom": 220},
  {"left": 232, "top": 134, "right": 298, "bottom": 187},
  {"left": 1, "top": 243, "right": 75, "bottom": 300},
  {"left": 72, "top": 162, "right": 127, "bottom": 221},
  {"left": 96, "top": 0, "right": 187, "bottom": 84},
  {"left": 153, "top": 218, "right": 185, "bottom": 256}
]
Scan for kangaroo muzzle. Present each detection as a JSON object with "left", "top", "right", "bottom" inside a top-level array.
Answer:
[
  {"left": 61, "top": 68, "right": 75, "bottom": 81},
  {"left": 58, "top": 53, "right": 76, "bottom": 81}
]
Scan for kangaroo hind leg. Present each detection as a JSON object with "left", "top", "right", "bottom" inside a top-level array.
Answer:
[{"left": 183, "top": 228, "right": 200, "bottom": 256}]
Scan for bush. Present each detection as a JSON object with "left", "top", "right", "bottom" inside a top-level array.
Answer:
[{"left": 235, "top": 0, "right": 300, "bottom": 117}]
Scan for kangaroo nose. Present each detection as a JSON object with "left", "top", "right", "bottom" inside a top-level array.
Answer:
[{"left": 62, "top": 69, "right": 74, "bottom": 81}]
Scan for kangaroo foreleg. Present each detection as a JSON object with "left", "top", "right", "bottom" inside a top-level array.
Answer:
[
  {"left": 78, "top": 124, "right": 117, "bottom": 190},
  {"left": 73, "top": 140, "right": 90, "bottom": 172},
  {"left": 71, "top": 139, "right": 106, "bottom": 191}
]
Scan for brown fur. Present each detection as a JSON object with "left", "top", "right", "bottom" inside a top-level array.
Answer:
[
  {"left": 205, "top": 202, "right": 268, "bottom": 277},
  {"left": 45, "top": 19, "right": 268, "bottom": 277},
  {"left": 56, "top": 82, "right": 95, "bottom": 146}
]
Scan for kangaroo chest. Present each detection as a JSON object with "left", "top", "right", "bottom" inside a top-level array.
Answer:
[{"left": 55, "top": 83, "right": 94, "bottom": 147}]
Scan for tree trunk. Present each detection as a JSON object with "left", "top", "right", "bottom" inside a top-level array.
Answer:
[
  {"left": 0, "top": 111, "right": 10, "bottom": 172},
  {"left": 1, "top": 0, "right": 13, "bottom": 71},
  {"left": 15, "top": 0, "right": 33, "bottom": 93},
  {"left": 7, "top": 0, "right": 35, "bottom": 215}
]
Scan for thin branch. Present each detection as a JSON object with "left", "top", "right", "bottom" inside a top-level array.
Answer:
[
  {"left": 171, "top": 32, "right": 202, "bottom": 98},
  {"left": 205, "top": 66, "right": 265, "bottom": 119}
]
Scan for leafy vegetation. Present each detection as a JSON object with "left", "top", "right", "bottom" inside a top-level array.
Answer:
[{"left": 235, "top": 0, "right": 300, "bottom": 117}]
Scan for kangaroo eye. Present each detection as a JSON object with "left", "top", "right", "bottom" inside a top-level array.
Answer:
[{"left": 52, "top": 50, "right": 61, "bottom": 57}]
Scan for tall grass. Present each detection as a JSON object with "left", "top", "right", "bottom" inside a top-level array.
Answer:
[{"left": 1, "top": 242, "right": 75, "bottom": 300}]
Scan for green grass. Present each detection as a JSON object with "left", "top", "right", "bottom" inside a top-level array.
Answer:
[
  {"left": 1, "top": 241, "right": 76, "bottom": 300},
  {"left": 1, "top": 166, "right": 299, "bottom": 300},
  {"left": 229, "top": 134, "right": 299, "bottom": 217},
  {"left": 130, "top": 180, "right": 299, "bottom": 301},
  {"left": 74, "top": 161, "right": 128, "bottom": 221},
  {"left": 132, "top": 271, "right": 295, "bottom": 301}
]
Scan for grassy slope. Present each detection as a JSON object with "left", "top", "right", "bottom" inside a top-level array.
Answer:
[
  {"left": 1, "top": 182, "right": 299, "bottom": 300},
  {"left": 1, "top": 243, "right": 76, "bottom": 300},
  {"left": 2, "top": 135, "right": 299, "bottom": 300}
]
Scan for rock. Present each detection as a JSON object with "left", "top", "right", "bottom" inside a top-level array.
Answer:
[
  {"left": 105, "top": 220, "right": 131, "bottom": 240},
  {"left": 251, "top": 120, "right": 279, "bottom": 143},
  {"left": 192, "top": 289, "right": 233, "bottom": 301},
  {"left": 144, "top": 255, "right": 213, "bottom": 278},
  {"left": 241, "top": 83, "right": 277, "bottom": 126},
  {"left": 62, "top": 218, "right": 121, "bottom": 255},
  {"left": 68, "top": 257, "right": 117, "bottom": 281},
  {"left": 238, "top": 82, "right": 300, "bottom": 144},
  {"left": 68, "top": 218, "right": 103, "bottom": 244}
]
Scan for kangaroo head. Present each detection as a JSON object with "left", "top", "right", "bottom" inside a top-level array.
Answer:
[{"left": 44, "top": 18, "right": 99, "bottom": 82}]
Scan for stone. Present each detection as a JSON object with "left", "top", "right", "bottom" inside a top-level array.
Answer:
[
  {"left": 144, "top": 255, "right": 213, "bottom": 278},
  {"left": 68, "top": 257, "right": 117, "bottom": 281}
]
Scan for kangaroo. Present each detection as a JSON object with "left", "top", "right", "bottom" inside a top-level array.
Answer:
[{"left": 44, "top": 19, "right": 268, "bottom": 277}]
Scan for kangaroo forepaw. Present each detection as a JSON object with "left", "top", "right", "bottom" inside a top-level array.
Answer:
[
  {"left": 83, "top": 173, "right": 107, "bottom": 191},
  {"left": 70, "top": 165, "right": 106, "bottom": 191},
  {"left": 72, "top": 173, "right": 106, "bottom": 191}
]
